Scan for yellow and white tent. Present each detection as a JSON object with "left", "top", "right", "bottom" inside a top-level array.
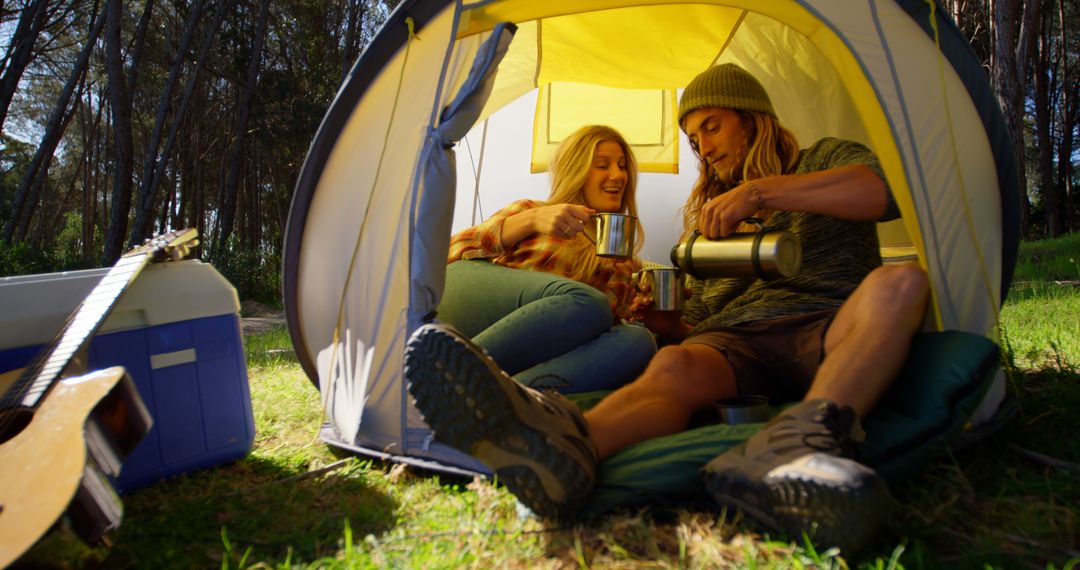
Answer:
[{"left": 282, "top": 0, "right": 1019, "bottom": 476}]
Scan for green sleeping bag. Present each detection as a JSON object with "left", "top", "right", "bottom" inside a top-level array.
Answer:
[{"left": 566, "top": 330, "right": 1000, "bottom": 517}]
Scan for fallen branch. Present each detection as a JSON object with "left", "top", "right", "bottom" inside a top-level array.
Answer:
[
  {"left": 936, "top": 525, "right": 1080, "bottom": 563},
  {"left": 1008, "top": 444, "right": 1080, "bottom": 472},
  {"left": 984, "top": 527, "right": 1080, "bottom": 559}
]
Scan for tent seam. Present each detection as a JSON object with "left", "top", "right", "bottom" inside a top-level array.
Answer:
[
  {"left": 325, "top": 14, "right": 420, "bottom": 444},
  {"left": 866, "top": 0, "right": 955, "bottom": 328},
  {"left": 708, "top": 9, "right": 747, "bottom": 69},
  {"left": 403, "top": 0, "right": 467, "bottom": 452},
  {"left": 923, "top": 0, "right": 1001, "bottom": 336}
]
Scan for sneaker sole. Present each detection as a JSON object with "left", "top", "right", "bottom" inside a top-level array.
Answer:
[
  {"left": 405, "top": 324, "right": 594, "bottom": 519},
  {"left": 704, "top": 454, "right": 893, "bottom": 553}
]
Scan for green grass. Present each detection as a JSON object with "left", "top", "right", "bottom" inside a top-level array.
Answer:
[
  {"left": 21, "top": 237, "right": 1080, "bottom": 569},
  {"left": 1002, "top": 234, "right": 1080, "bottom": 370},
  {"left": 1010, "top": 232, "right": 1080, "bottom": 283}
]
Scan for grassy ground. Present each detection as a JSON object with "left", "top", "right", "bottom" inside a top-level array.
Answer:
[{"left": 22, "top": 236, "right": 1080, "bottom": 569}]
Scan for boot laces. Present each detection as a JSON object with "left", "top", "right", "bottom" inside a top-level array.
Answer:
[{"left": 800, "top": 405, "right": 859, "bottom": 457}]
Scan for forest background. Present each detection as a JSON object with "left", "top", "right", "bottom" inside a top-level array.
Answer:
[{"left": 0, "top": 0, "right": 1076, "bottom": 303}]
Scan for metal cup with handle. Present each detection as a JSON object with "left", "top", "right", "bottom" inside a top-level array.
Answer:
[
  {"left": 582, "top": 212, "right": 637, "bottom": 258},
  {"left": 632, "top": 265, "right": 684, "bottom": 311}
]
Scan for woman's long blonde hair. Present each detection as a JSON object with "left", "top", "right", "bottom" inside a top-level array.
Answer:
[
  {"left": 547, "top": 125, "right": 643, "bottom": 283},
  {"left": 681, "top": 111, "right": 800, "bottom": 234}
]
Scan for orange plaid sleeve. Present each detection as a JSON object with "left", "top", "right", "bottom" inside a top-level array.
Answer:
[{"left": 448, "top": 199, "right": 541, "bottom": 263}]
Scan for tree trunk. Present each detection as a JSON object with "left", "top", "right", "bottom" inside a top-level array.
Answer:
[
  {"left": 216, "top": 0, "right": 270, "bottom": 253},
  {"left": 125, "top": 0, "right": 156, "bottom": 97},
  {"left": 12, "top": 82, "right": 85, "bottom": 243},
  {"left": 81, "top": 88, "right": 105, "bottom": 262},
  {"left": 3, "top": 4, "right": 105, "bottom": 243},
  {"left": 991, "top": 0, "right": 1039, "bottom": 237},
  {"left": 128, "top": 0, "right": 206, "bottom": 245},
  {"left": 127, "top": 0, "right": 233, "bottom": 247},
  {"left": 101, "top": 0, "right": 136, "bottom": 264},
  {"left": 340, "top": 0, "right": 362, "bottom": 82},
  {"left": 0, "top": 0, "right": 48, "bottom": 135},
  {"left": 1055, "top": 0, "right": 1076, "bottom": 234},
  {"left": 1034, "top": 23, "right": 1057, "bottom": 238}
]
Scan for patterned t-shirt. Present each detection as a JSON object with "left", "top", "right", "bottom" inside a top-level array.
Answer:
[
  {"left": 683, "top": 137, "right": 899, "bottom": 333},
  {"left": 448, "top": 199, "right": 640, "bottom": 321}
]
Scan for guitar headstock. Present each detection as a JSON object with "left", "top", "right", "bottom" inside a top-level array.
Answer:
[{"left": 122, "top": 228, "right": 200, "bottom": 262}]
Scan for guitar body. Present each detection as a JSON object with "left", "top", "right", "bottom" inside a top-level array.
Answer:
[{"left": 0, "top": 366, "right": 151, "bottom": 567}]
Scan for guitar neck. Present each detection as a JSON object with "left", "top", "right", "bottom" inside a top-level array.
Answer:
[{"left": 5, "top": 253, "right": 152, "bottom": 410}]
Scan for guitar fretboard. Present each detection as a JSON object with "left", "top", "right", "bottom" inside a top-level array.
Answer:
[{"left": 3, "top": 253, "right": 151, "bottom": 411}]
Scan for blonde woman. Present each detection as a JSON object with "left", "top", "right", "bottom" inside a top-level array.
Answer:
[{"left": 436, "top": 124, "right": 655, "bottom": 392}]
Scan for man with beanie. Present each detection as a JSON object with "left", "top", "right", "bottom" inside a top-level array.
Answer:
[{"left": 404, "top": 63, "right": 929, "bottom": 554}]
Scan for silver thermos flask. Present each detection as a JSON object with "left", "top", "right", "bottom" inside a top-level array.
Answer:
[{"left": 670, "top": 228, "right": 802, "bottom": 280}]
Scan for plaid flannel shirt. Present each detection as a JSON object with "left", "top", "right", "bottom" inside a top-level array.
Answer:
[{"left": 448, "top": 199, "right": 640, "bottom": 321}]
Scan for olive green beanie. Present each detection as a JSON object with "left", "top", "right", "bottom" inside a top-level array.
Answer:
[{"left": 678, "top": 63, "right": 776, "bottom": 127}]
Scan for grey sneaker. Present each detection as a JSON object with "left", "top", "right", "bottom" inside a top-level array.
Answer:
[
  {"left": 404, "top": 323, "right": 598, "bottom": 519},
  {"left": 702, "top": 399, "right": 892, "bottom": 553}
]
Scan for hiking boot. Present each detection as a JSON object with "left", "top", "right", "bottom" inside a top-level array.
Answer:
[
  {"left": 404, "top": 323, "right": 598, "bottom": 520},
  {"left": 702, "top": 398, "right": 892, "bottom": 553}
]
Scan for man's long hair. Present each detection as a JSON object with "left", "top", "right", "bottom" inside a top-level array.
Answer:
[
  {"left": 681, "top": 111, "right": 800, "bottom": 234},
  {"left": 547, "top": 125, "right": 643, "bottom": 282}
]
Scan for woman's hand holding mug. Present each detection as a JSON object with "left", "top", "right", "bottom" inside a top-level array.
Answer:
[
  {"left": 630, "top": 271, "right": 692, "bottom": 341},
  {"left": 531, "top": 204, "right": 595, "bottom": 238}
]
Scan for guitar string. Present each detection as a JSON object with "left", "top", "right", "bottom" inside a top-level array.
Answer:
[{"left": 0, "top": 231, "right": 195, "bottom": 436}]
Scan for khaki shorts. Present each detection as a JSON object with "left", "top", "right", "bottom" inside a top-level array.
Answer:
[{"left": 683, "top": 309, "right": 837, "bottom": 403}]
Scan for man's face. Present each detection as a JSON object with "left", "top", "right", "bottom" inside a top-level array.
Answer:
[
  {"left": 683, "top": 107, "right": 750, "bottom": 184},
  {"left": 582, "top": 141, "right": 628, "bottom": 212}
]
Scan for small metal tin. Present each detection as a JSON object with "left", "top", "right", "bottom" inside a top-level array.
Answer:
[{"left": 714, "top": 395, "right": 772, "bottom": 424}]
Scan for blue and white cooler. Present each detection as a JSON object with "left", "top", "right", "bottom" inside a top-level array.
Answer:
[{"left": 0, "top": 259, "right": 255, "bottom": 492}]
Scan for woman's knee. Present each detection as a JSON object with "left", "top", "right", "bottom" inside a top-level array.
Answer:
[
  {"left": 621, "top": 323, "right": 658, "bottom": 351},
  {"left": 611, "top": 323, "right": 658, "bottom": 366},
  {"left": 551, "top": 281, "right": 612, "bottom": 326}
]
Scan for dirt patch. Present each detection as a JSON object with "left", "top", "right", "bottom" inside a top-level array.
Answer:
[
  {"left": 241, "top": 299, "right": 281, "bottom": 317},
  {"left": 241, "top": 316, "right": 286, "bottom": 336},
  {"left": 240, "top": 300, "right": 285, "bottom": 335}
]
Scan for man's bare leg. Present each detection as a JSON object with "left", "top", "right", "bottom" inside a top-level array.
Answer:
[
  {"left": 584, "top": 264, "right": 929, "bottom": 461},
  {"left": 702, "top": 263, "right": 930, "bottom": 554},
  {"left": 585, "top": 344, "right": 738, "bottom": 459},
  {"left": 808, "top": 263, "right": 930, "bottom": 416}
]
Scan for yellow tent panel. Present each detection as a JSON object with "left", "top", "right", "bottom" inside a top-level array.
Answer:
[{"left": 531, "top": 83, "right": 679, "bottom": 173}]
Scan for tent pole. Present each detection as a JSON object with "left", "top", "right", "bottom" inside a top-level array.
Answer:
[{"left": 471, "top": 118, "right": 489, "bottom": 225}]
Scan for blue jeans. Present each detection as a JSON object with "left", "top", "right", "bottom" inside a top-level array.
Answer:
[{"left": 437, "top": 260, "right": 656, "bottom": 392}]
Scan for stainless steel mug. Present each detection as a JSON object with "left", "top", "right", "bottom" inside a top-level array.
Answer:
[
  {"left": 587, "top": 212, "right": 637, "bottom": 258},
  {"left": 714, "top": 395, "right": 772, "bottom": 424},
  {"left": 670, "top": 228, "right": 801, "bottom": 279},
  {"left": 633, "top": 267, "right": 684, "bottom": 311}
]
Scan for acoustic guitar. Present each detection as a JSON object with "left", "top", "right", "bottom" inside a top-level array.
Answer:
[{"left": 0, "top": 228, "right": 199, "bottom": 567}]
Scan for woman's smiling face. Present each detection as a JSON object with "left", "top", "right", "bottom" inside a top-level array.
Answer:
[{"left": 582, "top": 141, "right": 628, "bottom": 212}]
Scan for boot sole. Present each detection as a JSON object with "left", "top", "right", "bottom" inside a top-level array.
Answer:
[
  {"left": 704, "top": 454, "right": 893, "bottom": 553},
  {"left": 404, "top": 324, "right": 594, "bottom": 520}
]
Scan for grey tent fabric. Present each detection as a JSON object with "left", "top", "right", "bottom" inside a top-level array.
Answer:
[
  {"left": 409, "top": 22, "right": 518, "bottom": 330},
  {"left": 894, "top": 0, "right": 1020, "bottom": 303}
]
